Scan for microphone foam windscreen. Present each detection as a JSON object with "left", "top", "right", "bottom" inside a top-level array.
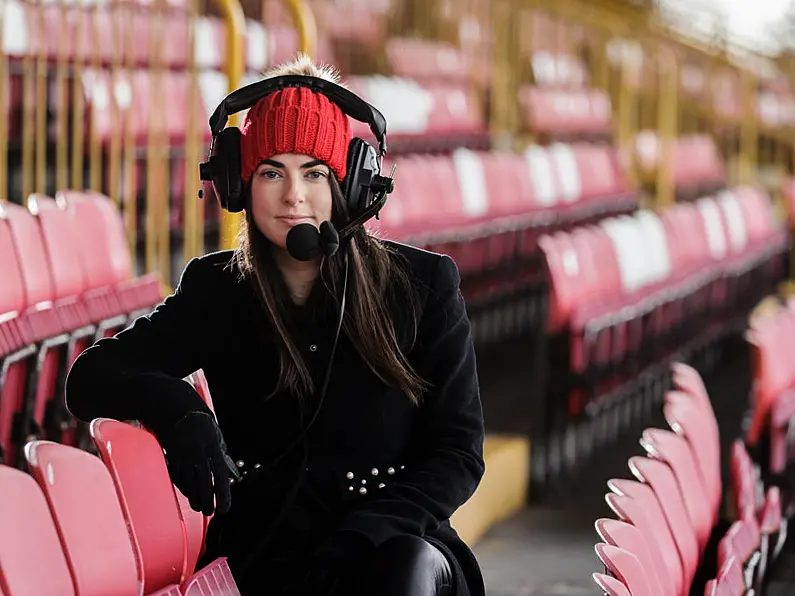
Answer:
[{"left": 285, "top": 223, "right": 321, "bottom": 261}]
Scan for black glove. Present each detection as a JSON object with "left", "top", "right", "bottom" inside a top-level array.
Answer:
[{"left": 158, "top": 411, "right": 240, "bottom": 516}]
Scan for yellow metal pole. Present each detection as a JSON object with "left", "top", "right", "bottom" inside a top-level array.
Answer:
[
  {"left": 284, "top": 0, "right": 317, "bottom": 61},
  {"left": 216, "top": 0, "right": 316, "bottom": 251},
  {"left": 215, "top": 0, "right": 246, "bottom": 252},
  {"left": 739, "top": 68, "right": 758, "bottom": 186},
  {"left": 656, "top": 45, "right": 678, "bottom": 210},
  {"left": 34, "top": 2, "right": 47, "bottom": 195},
  {"left": 54, "top": 0, "right": 69, "bottom": 193}
]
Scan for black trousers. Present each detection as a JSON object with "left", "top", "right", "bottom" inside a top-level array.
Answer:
[
  {"left": 230, "top": 534, "right": 454, "bottom": 596},
  {"left": 351, "top": 534, "right": 454, "bottom": 596}
]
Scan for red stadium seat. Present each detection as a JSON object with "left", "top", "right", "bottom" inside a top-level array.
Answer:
[
  {"left": 56, "top": 190, "right": 163, "bottom": 322},
  {"left": 594, "top": 543, "right": 652, "bottom": 595},
  {"left": 1, "top": 200, "right": 84, "bottom": 457},
  {"left": 90, "top": 419, "right": 188, "bottom": 592},
  {"left": 606, "top": 482, "right": 683, "bottom": 596},
  {"left": 594, "top": 518, "right": 666, "bottom": 596},
  {"left": 664, "top": 391, "right": 721, "bottom": 523},
  {"left": 640, "top": 428, "right": 713, "bottom": 551},
  {"left": 592, "top": 572, "right": 630, "bottom": 596},
  {"left": 0, "top": 465, "right": 75, "bottom": 595},
  {"left": 717, "top": 518, "right": 760, "bottom": 589},
  {"left": 24, "top": 441, "right": 140, "bottom": 596},
  {"left": 705, "top": 556, "right": 746, "bottom": 596},
  {"left": 385, "top": 38, "right": 473, "bottom": 84},
  {"left": 730, "top": 440, "right": 758, "bottom": 521},
  {"left": 628, "top": 456, "right": 700, "bottom": 585}
]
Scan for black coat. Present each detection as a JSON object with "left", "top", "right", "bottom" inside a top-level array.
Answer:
[{"left": 65, "top": 240, "right": 486, "bottom": 596}]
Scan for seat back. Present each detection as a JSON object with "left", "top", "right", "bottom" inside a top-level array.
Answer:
[
  {"left": 760, "top": 486, "right": 782, "bottom": 537},
  {"left": 56, "top": 191, "right": 123, "bottom": 290},
  {"left": 718, "top": 518, "right": 761, "bottom": 569},
  {"left": 27, "top": 195, "right": 87, "bottom": 302},
  {"left": 592, "top": 572, "right": 630, "bottom": 596},
  {"left": 671, "top": 362, "right": 717, "bottom": 423},
  {"left": 1, "top": 201, "right": 54, "bottom": 308},
  {"left": 605, "top": 484, "right": 681, "bottom": 596},
  {"left": 0, "top": 208, "right": 26, "bottom": 316},
  {"left": 24, "top": 441, "right": 140, "bottom": 596},
  {"left": 712, "top": 556, "right": 746, "bottom": 596},
  {"left": 730, "top": 440, "right": 757, "bottom": 520},
  {"left": 628, "top": 456, "right": 699, "bottom": 585},
  {"left": 594, "top": 518, "right": 666, "bottom": 596},
  {"left": 90, "top": 418, "right": 188, "bottom": 590},
  {"left": 641, "top": 428, "right": 713, "bottom": 550},
  {"left": 58, "top": 191, "right": 133, "bottom": 281},
  {"left": 0, "top": 465, "right": 75, "bottom": 596},
  {"left": 665, "top": 391, "right": 721, "bottom": 521},
  {"left": 594, "top": 543, "right": 652, "bottom": 596}
]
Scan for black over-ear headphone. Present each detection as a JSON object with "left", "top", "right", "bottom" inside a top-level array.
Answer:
[{"left": 199, "top": 75, "right": 395, "bottom": 241}]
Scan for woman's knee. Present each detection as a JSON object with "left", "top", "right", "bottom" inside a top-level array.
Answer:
[{"left": 363, "top": 535, "right": 453, "bottom": 596}]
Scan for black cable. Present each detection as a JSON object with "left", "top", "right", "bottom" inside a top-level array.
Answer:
[{"left": 238, "top": 249, "right": 349, "bottom": 571}]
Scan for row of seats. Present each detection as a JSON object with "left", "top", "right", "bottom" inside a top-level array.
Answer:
[
  {"left": 2, "top": 1, "right": 321, "bottom": 72},
  {"left": 76, "top": 69, "right": 487, "bottom": 148},
  {"left": 745, "top": 299, "right": 795, "bottom": 477},
  {"left": 592, "top": 363, "right": 789, "bottom": 596},
  {"left": 517, "top": 86, "right": 613, "bottom": 138},
  {"left": 0, "top": 191, "right": 163, "bottom": 467},
  {"left": 542, "top": 184, "right": 784, "bottom": 358},
  {"left": 371, "top": 144, "right": 635, "bottom": 265},
  {"left": 0, "top": 415, "right": 238, "bottom": 595},
  {"left": 533, "top": 187, "right": 786, "bottom": 487},
  {"left": 634, "top": 132, "right": 727, "bottom": 198}
]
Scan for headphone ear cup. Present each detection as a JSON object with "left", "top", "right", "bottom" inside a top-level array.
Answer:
[
  {"left": 211, "top": 127, "right": 245, "bottom": 213},
  {"left": 341, "top": 137, "right": 379, "bottom": 214}
]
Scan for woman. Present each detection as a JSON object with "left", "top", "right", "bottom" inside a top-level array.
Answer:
[{"left": 65, "top": 55, "right": 485, "bottom": 596}]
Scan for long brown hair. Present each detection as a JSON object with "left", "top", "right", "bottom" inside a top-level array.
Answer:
[{"left": 232, "top": 174, "right": 428, "bottom": 404}]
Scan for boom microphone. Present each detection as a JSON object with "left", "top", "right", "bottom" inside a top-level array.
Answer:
[{"left": 285, "top": 221, "right": 340, "bottom": 261}]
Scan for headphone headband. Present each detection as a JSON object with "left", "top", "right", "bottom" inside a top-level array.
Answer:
[{"left": 208, "top": 75, "right": 388, "bottom": 155}]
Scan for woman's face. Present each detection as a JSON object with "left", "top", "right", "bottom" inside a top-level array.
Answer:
[{"left": 249, "top": 153, "right": 334, "bottom": 249}]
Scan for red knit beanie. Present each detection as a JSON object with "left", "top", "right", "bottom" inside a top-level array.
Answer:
[{"left": 239, "top": 86, "right": 351, "bottom": 184}]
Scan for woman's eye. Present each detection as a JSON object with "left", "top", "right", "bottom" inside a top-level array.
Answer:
[
  {"left": 306, "top": 170, "right": 327, "bottom": 180},
  {"left": 260, "top": 170, "right": 280, "bottom": 180}
]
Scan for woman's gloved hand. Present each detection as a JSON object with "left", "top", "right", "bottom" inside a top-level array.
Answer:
[{"left": 158, "top": 411, "right": 240, "bottom": 516}]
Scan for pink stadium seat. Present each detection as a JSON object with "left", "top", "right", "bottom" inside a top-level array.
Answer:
[
  {"left": 628, "top": 456, "right": 700, "bottom": 585},
  {"left": 24, "top": 441, "right": 140, "bottom": 596},
  {"left": 594, "top": 518, "right": 666, "bottom": 596},
  {"left": 730, "top": 440, "right": 757, "bottom": 521},
  {"left": 759, "top": 486, "right": 786, "bottom": 562},
  {"left": 0, "top": 207, "right": 38, "bottom": 466},
  {"left": 90, "top": 419, "right": 187, "bottom": 592},
  {"left": 592, "top": 572, "right": 630, "bottom": 596},
  {"left": 385, "top": 38, "right": 473, "bottom": 84},
  {"left": 1, "top": 200, "right": 84, "bottom": 458},
  {"left": 717, "top": 518, "right": 761, "bottom": 580},
  {"left": 708, "top": 556, "right": 746, "bottom": 596},
  {"left": 594, "top": 543, "right": 652, "bottom": 596},
  {"left": 0, "top": 465, "right": 75, "bottom": 596},
  {"left": 640, "top": 428, "right": 713, "bottom": 550},
  {"left": 181, "top": 559, "right": 240, "bottom": 596},
  {"left": 42, "top": 192, "right": 127, "bottom": 332},
  {"left": 664, "top": 391, "right": 721, "bottom": 523},
  {"left": 671, "top": 363, "right": 714, "bottom": 413},
  {"left": 605, "top": 483, "right": 682, "bottom": 596},
  {"left": 767, "top": 386, "right": 795, "bottom": 475},
  {"left": 56, "top": 190, "right": 163, "bottom": 322}
]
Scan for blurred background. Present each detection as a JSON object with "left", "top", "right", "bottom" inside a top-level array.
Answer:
[{"left": 3, "top": 0, "right": 795, "bottom": 593}]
